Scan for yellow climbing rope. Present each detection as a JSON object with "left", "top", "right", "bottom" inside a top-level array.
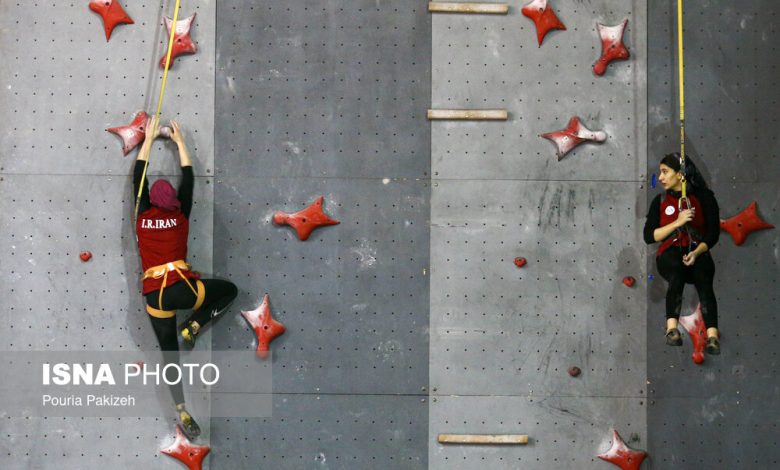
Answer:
[
  {"left": 677, "top": 0, "right": 688, "bottom": 206},
  {"left": 134, "top": 0, "right": 182, "bottom": 219}
]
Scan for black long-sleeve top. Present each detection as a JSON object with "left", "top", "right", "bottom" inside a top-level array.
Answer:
[
  {"left": 643, "top": 187, "right": 720, "bottom": 249},
  {"left": 133, "top": 160, "right": 194, "bottom": 218}
]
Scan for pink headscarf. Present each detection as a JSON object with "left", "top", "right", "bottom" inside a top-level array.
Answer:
[{"left": 150, "top": 179, "right": 181, "bottom": 211}]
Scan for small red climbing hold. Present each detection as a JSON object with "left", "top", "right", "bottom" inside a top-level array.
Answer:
[
  {"left": 622, "top": 276, "right": 635, "bottom": 287},
  {"left": 89, "top": 0, "right": 134, "bottom": 42},
  {"left": 79, "top": 251, "right": 92, "bottom": 262},
  {"left": 107, "top": 111, "right": 149, "bottom": 156},
  {"left": 719, "top": 201, "right": 774, "bottom": 246},
  {"left": 161, "top": 425, "right": 210, "bottom": 470},
  {"left": 241, "top": 294, "right": 286, "bottom": 359},
  {"left": 521, "top": 0, "right": 567, "bottom": 47},
  {"left": 568, "top": 366, "right": 581, "bottom": 377},
  {"left": 273, "top": 196, "right": 340, "bottom": 241},
  {"left": 160, "top": 14, "right": 198, "bottom": 69},
  {"left": 514, "top": 257, "right": 527, "bottom": 268},
  {"left": 679, "top": 303, "right": 707, "bottom": 365},
  {"left": 593, "top": 19, "right": 631, "bottom": 76},
  {"left": 597, "top": 429, "right": 647, "bottom": 470}
]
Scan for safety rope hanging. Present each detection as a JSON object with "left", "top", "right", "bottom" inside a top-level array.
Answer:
[
  {"left": 134, "top": 0, "right": 182, "bottom": 219},
  {"left": 676, "top": 0, "right": 688, "bottom": 205},
  {"left": 675, "top": 0, "right": 695, "bottom": 254}
]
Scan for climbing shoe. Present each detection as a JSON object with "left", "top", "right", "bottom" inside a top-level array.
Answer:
[
  {"left": 177, "top": 405, "right": 201, "bottom": 440},
  {"left": 180, "top": 321, "right": 200, "bottom": 348},
  {"left": 665, "top": 328, "right": 682, "bottom": 346},
  {"left": 705, "top": 336, "right": 721, "bottom": 355}
]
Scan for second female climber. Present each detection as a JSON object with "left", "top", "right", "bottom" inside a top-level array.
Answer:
[{"left": 643, "top": 153, "right": 721, "bottom": 354}]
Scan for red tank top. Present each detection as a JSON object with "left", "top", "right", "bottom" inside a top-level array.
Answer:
[
  {"left": 657, "top": 192, "right": 707, "bottom": 256},
  {"left": 136, "top": 207, "right": 199, "bottom": 294}
]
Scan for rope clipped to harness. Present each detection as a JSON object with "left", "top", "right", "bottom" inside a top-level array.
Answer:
[
  {"left": 133, "top": 0, "right": 182, "bottom": 220},
  {"left": 676, "top": 0, "right": 688, "bottom": 208},
  {"left": 676, "top": 0, "right": 694, "bottom": 255},
  {"left": 675, "top": 196, "right": 695, "bottom": 255}
]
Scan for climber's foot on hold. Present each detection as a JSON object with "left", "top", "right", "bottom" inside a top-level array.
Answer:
[
  {"left": 181, "top": 321, "right": 200, "bottom": 348},
  {"left": 176, "top": 404, "right": 201, "bottom": 440},
  {"left": 665, "top": 328, "right": 682, "bottom": 346},
  {"left": 705, "top": 336, "right": 720, "bottom": 355}
]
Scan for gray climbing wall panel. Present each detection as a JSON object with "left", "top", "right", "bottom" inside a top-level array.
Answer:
[
  {"left": 213, "top": 0, "right": 430, "bottom": 180},
  {"left": 431, "top": 396, "right": 644, "bottom": 468},
  {"left": 211, "top": 177, "right": 429, "bottom": 394},
  {"left": 647, "top": 1, "right": 780, "bottom": 468},
  {"left": 0, "top": 0, "right": 216, "bottom": 468},
  {"left": 430, "top": 1, "right": 648, "bottom": 468},
  {"left": 431, "top": 1, "right": 646, "bottom": 182},
  {"left": 430, "top": 181, "right": 646, "bottom": 397},
  {"left": 211, "top": 395, "right": 428, "bottom": 468},
  {"left": 210, "top": 0, "right": 430, "bottom": 468}
]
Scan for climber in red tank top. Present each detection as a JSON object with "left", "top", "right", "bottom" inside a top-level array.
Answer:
[
  {"left": 643, "top": 153, "right": 721, "bottom": 355},
  {"left": 655, "top": 188, "right": 707, "bottom": 257},
  {"left": 133, "top": 115, "right": 238, "bottom": 440},
  {"left": 136, "top": 178, "right": 200, "bottom": 294}
]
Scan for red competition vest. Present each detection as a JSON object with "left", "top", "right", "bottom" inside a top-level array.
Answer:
[
  {"left": 135, "top": 207, "right": 199, "bottom": 294},
  {"left": 657, "top": 192, "right": 707, "bottom": 256}
]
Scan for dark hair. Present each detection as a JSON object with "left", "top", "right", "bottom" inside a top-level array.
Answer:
[{"left": 660, "top": 152, "right": 709, "bottom": 191}]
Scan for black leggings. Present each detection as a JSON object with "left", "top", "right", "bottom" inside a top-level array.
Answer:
[
  {"left": 656, "top": 246, "right": 718, "bottom": 329},
  {"left": 146, "top": 278, "right": 238, "bottom": 405}
]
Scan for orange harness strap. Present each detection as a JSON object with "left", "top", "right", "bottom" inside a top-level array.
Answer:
[{"left": 143, "top": 260, "right": 206, "bottom": 318}]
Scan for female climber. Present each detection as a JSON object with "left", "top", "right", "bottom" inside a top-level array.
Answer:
[
  {"left": 644, "top": 153, "right": 720, "bottom": 354},
  {"left": 133, "top": 115, "right": 238, "bottom": 438}
]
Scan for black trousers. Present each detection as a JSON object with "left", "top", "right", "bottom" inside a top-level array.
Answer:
[
  {"left": 146, "top": 278, "right": 238, "bottom": 405},
  {"left": 656, "top": 246, "right": 718, "bottom": 329}
]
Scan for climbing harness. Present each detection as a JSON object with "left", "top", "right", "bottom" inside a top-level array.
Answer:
[
  {"left": 142, "top": 260, "right": 205, "bottom": 318},
  {"left": 134, "top": 0, "right": 182, "bottom": 219}
]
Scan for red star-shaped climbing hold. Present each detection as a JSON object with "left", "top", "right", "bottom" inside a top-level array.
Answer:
[
  {"left": 160, "top": 13, "right": 198, "bottom": 69},
  {"left": 720, "top": 201, "right": 774, "bottom": 246},
  {"left": 241, "top": 294, "right": 286, "bottom": 359},
  {"left": 597, "top": 429, "right": 647, "bottom": 470},
  {"left": 679, "top": 303, "right": 707, "bottom": 365},
  {"left": 594, "top": 18, "right": 630, "bottom": 76},
  {"left": 160, "top": 425, "right": 210, "bottom": 470},
  {"left": 521, "top": 0, "right": 566, "bottom": 47},
  {"left": 541, "top": 116, "right": 607, "bottom": 160},
  {"left": 273, "top": 196, "right": 340, "bottom": 241},
  {"left": 89, "top": 0, "right": 134, "bottom": 41},
  {"left": 106, "top": 111, "right": 148, "bottom": 156}
]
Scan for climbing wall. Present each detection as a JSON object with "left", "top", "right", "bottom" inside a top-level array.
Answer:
[
  {"left": 0, "top": 1, "right": 216, "bottom": 468},
  {"left": 430, "top": 1, "right": 648, "bottom": 468},
  {"left": 647, "top": 0, "right": 780, "bottom": 467},
  {"left": 2, "top": 0, "right": 778, "bottom": 468},
  {"left": 210, "top": 0, "right": 431, "bottom": 468}
]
